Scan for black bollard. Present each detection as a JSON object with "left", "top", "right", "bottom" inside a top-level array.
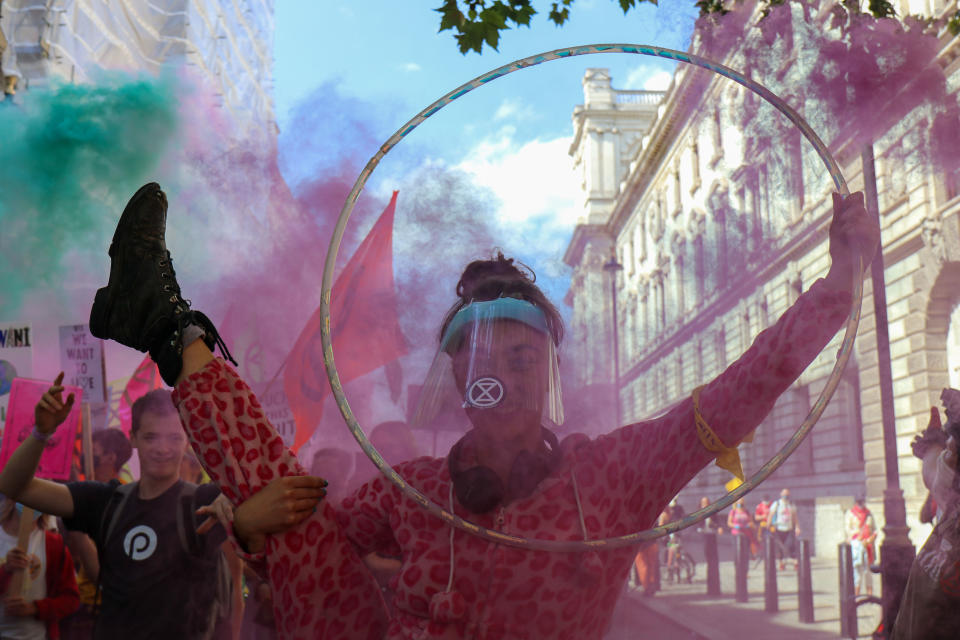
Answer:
[
  {"left": 797, "top": 539, "right": 814, "bottom": 623},
  {"left": 734, "top": 533, "right": 749, "bottom": 603},
  {"left": 704, "top": 531, "right": 721, "bottom": 596},
  {"left": 764, "top": 532, "right": 779, "bottom": 612},
  {"left": 838, "top": 543, "right": 857, "bottom": 638}
]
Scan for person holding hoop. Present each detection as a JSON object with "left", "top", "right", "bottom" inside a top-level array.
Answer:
[{"left": 19, "top": 182, "right": 876, "bottom": 639}]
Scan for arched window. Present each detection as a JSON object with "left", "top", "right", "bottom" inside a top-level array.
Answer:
[{"left": 949, "top": 303, "right": 960, "bottom": 389}]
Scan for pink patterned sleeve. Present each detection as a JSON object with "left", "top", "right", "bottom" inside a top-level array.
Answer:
[
  {"left": 336, "top": 471, "right": 403, "bottom": 558},
  {"left": 588, "top": 279, "right": 851, "bottom": 527},
  {"left": 173, "top": 358, "right": 388, "bottom": 640}
]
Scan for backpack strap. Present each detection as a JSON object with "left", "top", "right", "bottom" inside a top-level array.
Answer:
[
  {"left": 92, "top": 481, "right": 138, "bottom": 631},
  {"left": 176, "top": 483, "right": 231, "bottom": 640},
  {"left": 99, "top": 482, "right": 138, "bottom": 552},
  {"left": 176, "top": 481, "right": 201, "bottom": 558}
]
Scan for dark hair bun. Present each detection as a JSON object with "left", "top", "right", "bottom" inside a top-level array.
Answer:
[
  {"left": 440, "top": 252, "right": 564, "bottom": 347},
  {"left": 456, "top": 252, "right": 535, "bottom": 301}
]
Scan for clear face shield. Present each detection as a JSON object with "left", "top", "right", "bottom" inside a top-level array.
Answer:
[{"left": 412, "top": 298, "right": 564, "bottom": 434}]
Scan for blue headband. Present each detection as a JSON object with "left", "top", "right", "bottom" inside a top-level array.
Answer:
[{"left": 441, "top": 298, "right": 549, "bottom": 353}]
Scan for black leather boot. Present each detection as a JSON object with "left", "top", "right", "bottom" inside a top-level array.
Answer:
[{"left": 90, "top": 183, "right": 235, "bottom": 385}]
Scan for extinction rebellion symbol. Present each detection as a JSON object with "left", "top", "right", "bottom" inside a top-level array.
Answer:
[{"left": 466, "top": 376, "right": 504, "bottom": 408}]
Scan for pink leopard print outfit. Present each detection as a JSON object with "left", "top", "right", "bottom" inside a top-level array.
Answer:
[{"left": 172, "top": 279, "right": 849, "bottom": 640}]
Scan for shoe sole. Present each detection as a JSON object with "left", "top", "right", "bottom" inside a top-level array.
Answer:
[{"left": 89, "top": 183, "right": 167, "bottom": 346}]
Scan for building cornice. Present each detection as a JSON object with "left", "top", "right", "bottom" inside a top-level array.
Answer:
[
  {"left": 563, "top": 223, "right": 611, "bottom": 267},
  {"left": 607, "top": 65, "right": 715, "bottom": 235}
]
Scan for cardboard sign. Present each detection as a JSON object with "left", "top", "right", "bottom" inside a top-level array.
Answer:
[
  {"left": 0, "top": 378, "right": 83, "bottom": 480},
  {"left": 0, "top": 324, "right": 33, "bottom": 430},
  {"left": 59, "top": 325, "right": 106, "bottom": 403}
]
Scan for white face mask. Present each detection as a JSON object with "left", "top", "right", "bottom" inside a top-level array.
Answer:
[{"left": 932, "top": 449, "right": 960, "bottom": 510}]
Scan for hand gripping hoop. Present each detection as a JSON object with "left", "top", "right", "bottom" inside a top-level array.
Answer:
[{"left": 319, "top": 44, "right": 863, "bottom": 551}]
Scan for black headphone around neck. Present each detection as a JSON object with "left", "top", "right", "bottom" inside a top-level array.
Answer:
[{"left": 448, "top": 427, "right": 562, "bottom": 514}]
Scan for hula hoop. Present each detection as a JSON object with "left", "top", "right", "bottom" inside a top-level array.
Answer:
[{"left": 320, "top": 44, "right": 863, "bottom": 552}]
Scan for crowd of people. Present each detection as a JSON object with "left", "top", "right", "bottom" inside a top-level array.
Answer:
[
  {"left": 0, "top": 383, "right": 426, "bottom": 640},
  {"left": 630, "top": 489, "right": 804, "bottom": 597},
  {"left": 0, "top": 181, "right": 884, "bottom": 640}
]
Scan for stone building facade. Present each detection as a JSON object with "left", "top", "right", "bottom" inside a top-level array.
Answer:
[
  {"left": 564, "top": 0, "right": 960, "bottom": 556},
  {"left": 0, "top": 0, "right": 274, "bottom": 134}
]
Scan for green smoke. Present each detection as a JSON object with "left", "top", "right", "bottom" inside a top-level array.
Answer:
[{"left": 0, "top": 72, "right": 181, "bottom": 313}]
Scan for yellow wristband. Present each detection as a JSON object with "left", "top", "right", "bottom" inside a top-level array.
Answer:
[{"left": 692, "top": 386, "right": 745, "bottom": 481}]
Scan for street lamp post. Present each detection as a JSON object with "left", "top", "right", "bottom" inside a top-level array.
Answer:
[
  {"left": 604, "top": 253, "right": 624, "bottom": 427},
  {"left": 862, "top": 145, "right": 915, "bottom": 633}
]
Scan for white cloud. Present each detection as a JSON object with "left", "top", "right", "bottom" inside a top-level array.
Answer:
[
  {"left": 623, "top": 65, "right": 674, "bottom": 91},
  {"left": 454, "top": 128, "right": 581, "bottom": 287},
  {"left": 455, "top": 129, "right": 579, "bottom": 229},
  {"left": 400, "top": 62, "right": 421, "bottom": 72},
  {"left": 369, "top": 128, "right": 582, "bottom": 302},
  {"left": 493, "top": 98, "right": 536, "bottom": 121}
]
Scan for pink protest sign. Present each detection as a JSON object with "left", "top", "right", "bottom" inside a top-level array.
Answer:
[{"left": 0, "top": 378, "right": 82, "bottom": 480}]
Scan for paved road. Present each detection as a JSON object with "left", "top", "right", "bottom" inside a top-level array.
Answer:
[{"left": 608, "top": 588, "right": 708, "bottom": 639}]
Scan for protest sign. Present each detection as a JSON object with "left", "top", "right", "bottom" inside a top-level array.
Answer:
[
  {"left": 0, "top": 324, "right": 33, "bottom": 430},
  {"left": 59, "top": 324, "right": 106, "bottom": 430},
  {"left": 58, "top": 324, "right": 105, "bottom": 402},
  {"left": 0, "top": 378, "right": 83, "bottom": 480}
]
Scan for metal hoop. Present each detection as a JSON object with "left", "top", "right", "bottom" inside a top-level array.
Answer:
[{"left": 319, "top": 44, "right": 862, "bottom": 551}]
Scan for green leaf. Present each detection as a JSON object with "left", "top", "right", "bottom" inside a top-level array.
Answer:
[
  {"left": 480, "top": 5, "right": 507, "bottom": 29},
  {"left": 696, "top": 0, "right": 729, "bottom": 16},
  {"left": 515, "top": 3, "right": 536, "bottom": 25},
  {"left": 549, "top": 3, "right": 571, "bottom": 25},
  {"left": 435, "top": 1, "right": 464, "bottom": 32},
  {"left": 949, "top": 10, "right": 960, "bottom": 36},
  {"left": 483, "top": 24, "right": 501, "bottom": 49},
  {"left": 867, "top": 0, "right": 896, "bottom": 18}
]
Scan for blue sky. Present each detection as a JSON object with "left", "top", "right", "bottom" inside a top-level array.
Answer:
[
  {"left": 271, "top": 1, "right": 700, "bottom": 304},
  {"left": 274, "top": 1, "right": 698, "bottom": 161}
]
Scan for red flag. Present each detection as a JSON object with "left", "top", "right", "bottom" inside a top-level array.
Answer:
[
  {"left": 285, "top": 191, "right": 407, "bottom": 452},
  {"left": 117, "top": 355, "right": 163, "bottom": 436}
]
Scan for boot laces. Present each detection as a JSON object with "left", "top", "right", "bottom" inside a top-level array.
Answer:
[
  {"left": 159, "top": 252, "right": 238, "bottom": 368},
  {"left": 159, "top": 252, "right": 191, "bottom": 309}
]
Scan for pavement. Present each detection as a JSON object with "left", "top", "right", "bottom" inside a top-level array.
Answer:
[{"left": 607, "top": 536, "right": 881, "bottom": 640}]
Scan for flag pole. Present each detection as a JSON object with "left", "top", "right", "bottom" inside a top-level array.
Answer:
[{"left": 260, "top": 349, "right": 291, "bottom": 398}]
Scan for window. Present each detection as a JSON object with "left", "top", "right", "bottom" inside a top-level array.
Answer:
[
  {"left": 675, "top": 352, "right": 684, "bottom": 396},
  {"left": 944, "top": 164, "right": 960, "bottom": 204},
  {"left": 658, "top": 278, "right": 667, "bottom": 332},
  {"left": 741, "top": 307, "right": 751, "bottom": 352},
  {"left": 695, "top": 339, "right": 704, "bottom": 383},
  {"left": 715, "top": 207, "right": 729, "bottom": 286},
  {"left": 638, "top": 213, "right": 648, "bottom": 261},
  {"left": 674, "top": 252, "right": 685, "bottom": 317},
  {"left": 690, "top": 138, "right": 702, "bottom": 194},
  {"left": 673, "top": 164, "right": 682, "bottom": 217},
  {"left": 710, "top": 105, "right": 723, "bottom": 167},
  {"left": 714, "top": 328, "right": 726, "bottom": 373},
  {"left": 839, "top": 369, "right": 865, "bottom": 466},
  {"left": 694, "top": 235, "right": 705, "bottom": 304},
  {"left": 641, "top": 286, "right": 650, "bottom": 344}
]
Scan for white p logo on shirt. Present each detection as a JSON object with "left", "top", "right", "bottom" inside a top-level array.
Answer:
[{"left": 123, "top": 525, "right": 158, "bottom": 561}]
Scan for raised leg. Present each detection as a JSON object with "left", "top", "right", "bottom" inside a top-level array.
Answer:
[{"left": 174, "top": 357, "right": 388, "bottom": 640}]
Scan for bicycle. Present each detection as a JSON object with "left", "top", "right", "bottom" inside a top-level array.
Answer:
[
  {"left": 852, "top": 593, "right": 884, "bottom": 639},
  {"left": 662, "top": 537, "right": 696, "bottom": 584},
  {"left": 846, "top": 564, "right": 885, "bottom": 639}
]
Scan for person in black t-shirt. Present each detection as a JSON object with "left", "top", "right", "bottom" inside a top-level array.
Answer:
[
  {"left": 0, "top": 379, "right": 228, "bottom": 639},
  {"left": 65, "top": 389, "right": 228, "bottom": 639},
  {"left": 1, "top": 373, "right": 327, "bottom": 639}
]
